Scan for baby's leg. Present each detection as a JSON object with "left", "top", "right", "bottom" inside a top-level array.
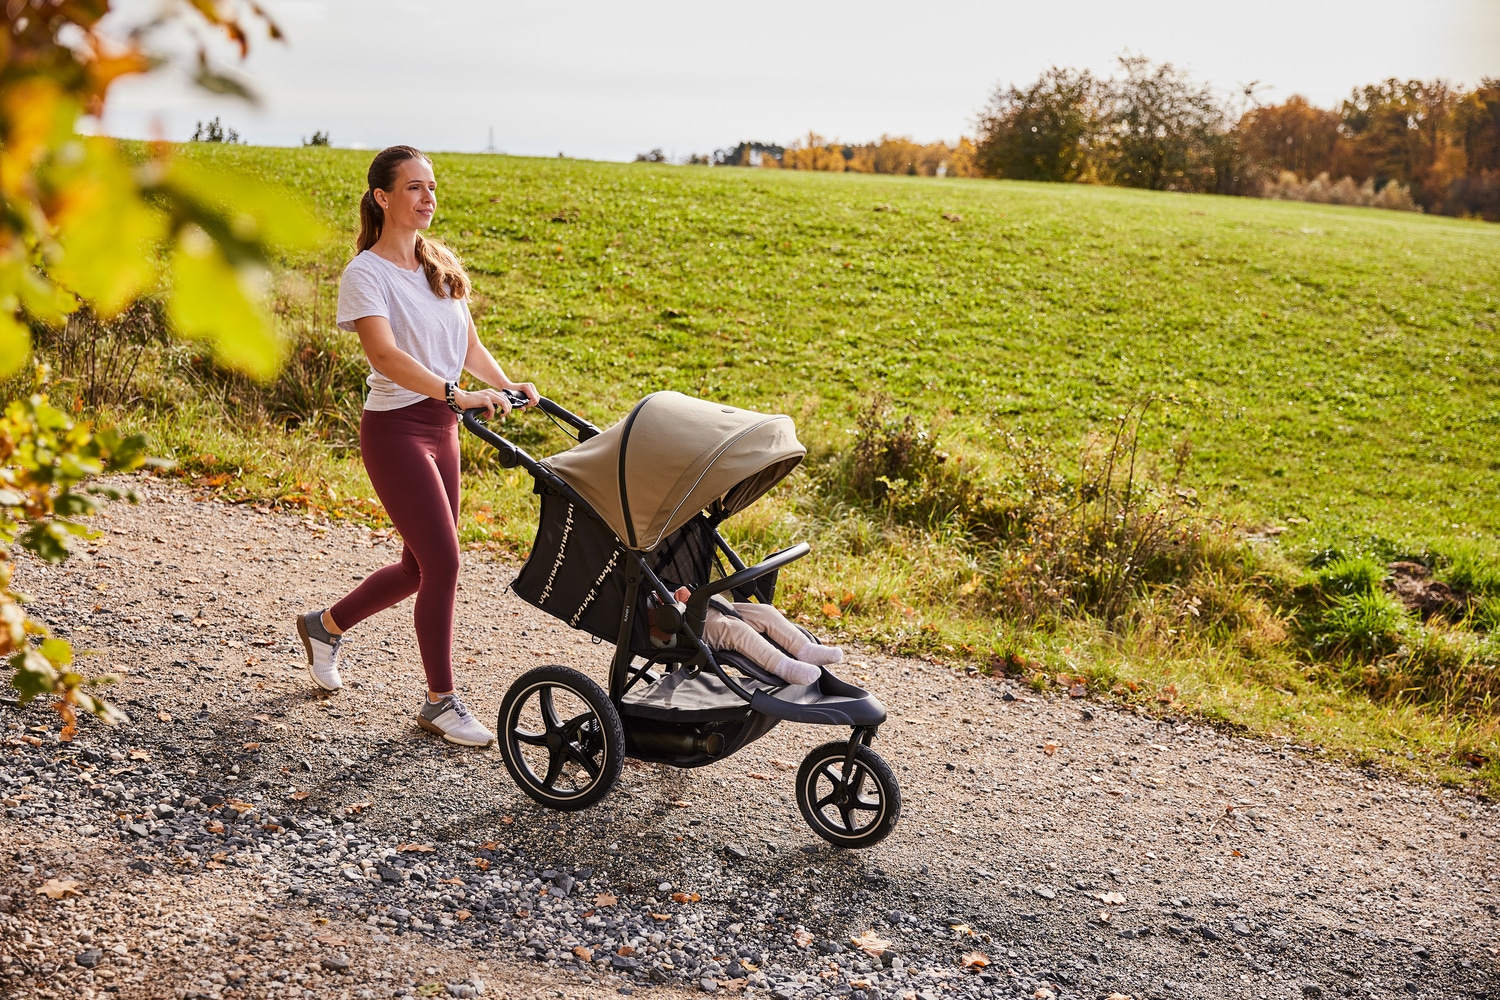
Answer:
[
  {"left": 733, "top": 603, "right": 843, "bottom": 665},
  {"left": 702, "top": 610, "right": 820, "bottom": 685}
]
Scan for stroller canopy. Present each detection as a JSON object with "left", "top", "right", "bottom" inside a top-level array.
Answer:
[{"left": 542, "top": 391, "right": 805, "bottom": 552}]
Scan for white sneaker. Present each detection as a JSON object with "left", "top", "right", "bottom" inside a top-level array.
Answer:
[
  {"left": 296, "top": 611, "right": 343, "bottom": 691},
  {"left": 417, "top": 694, "right": 494, "bottom": 747}
]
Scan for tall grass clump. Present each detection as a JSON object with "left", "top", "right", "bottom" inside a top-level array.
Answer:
[
  {"left": 815, "top": 395, "right": 1240, "bottom": 628},
  {"left": 1436, "top": 541, "right": 1500, "bottom": 598},
  {"left": 1313, "top": 553, "right": 1386, "bottom": 597}
]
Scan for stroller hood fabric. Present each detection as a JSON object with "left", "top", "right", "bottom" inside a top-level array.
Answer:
[{"left": 541, "top": 392, "right": 805, "bottom": 552}]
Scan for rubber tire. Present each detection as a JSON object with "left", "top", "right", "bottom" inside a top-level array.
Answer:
[
  {"left": 498, "top": 665, "right": 625, "bottom": 812},
  {"left": 795, "top": 741, "right": 901, "bottom": 848}
]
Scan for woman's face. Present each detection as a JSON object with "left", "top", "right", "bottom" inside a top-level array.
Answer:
[{"left": 374, "top": 157, "right": 436, "bottom": 231}]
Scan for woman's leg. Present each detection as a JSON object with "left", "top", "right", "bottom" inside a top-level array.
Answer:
[
  {"left": 329, "top": 405, "right": 460, "bottom": 694},
  {"left": 732, "top": 602, "right": 843, "bottom": 665}
]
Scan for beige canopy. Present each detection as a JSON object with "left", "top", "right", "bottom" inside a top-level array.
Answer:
[{"left": 542, "top": 392, "right": 805, "bottom": 552}]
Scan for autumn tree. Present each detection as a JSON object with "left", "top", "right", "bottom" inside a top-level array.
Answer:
[
  {"left": 1101, "top": 55, "right": 1233, "bottom": 192},
  {"left": 974, "top": 67, "right": 1102, "bottom": 182},
  {"left": 1236, "top": 96, "right": 1346, "bottom": 180}
]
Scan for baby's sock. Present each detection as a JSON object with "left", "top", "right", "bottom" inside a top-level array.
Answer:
[
  {"left": 795, "top": 642, "right": 843, "bottom": 666},
  {"left": 771, "top": 655, "right": 821, "bottom": 686}
]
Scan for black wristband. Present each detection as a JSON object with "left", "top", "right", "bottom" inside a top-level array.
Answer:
[{"left": 444, "top": 381, "right": 463, "bottom": 413}]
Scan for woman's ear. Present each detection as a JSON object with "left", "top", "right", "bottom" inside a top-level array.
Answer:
[{"left": 373, "top": 188, "right": 388, "bottom": 211}]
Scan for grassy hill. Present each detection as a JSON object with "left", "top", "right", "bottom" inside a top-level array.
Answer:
[
  {"left": 195, "top": 144, "right": 1500, "bottom": 553},
  {"left": 67, "top": 144, "right": 1500, "bottom": 786}
]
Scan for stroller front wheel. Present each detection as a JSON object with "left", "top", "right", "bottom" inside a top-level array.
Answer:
[
  {"left": 795, "top": 741, "right": 901, "bottom": 848},
  {"left": 498, "top": 665, "right": 625, "bottom": 811}
]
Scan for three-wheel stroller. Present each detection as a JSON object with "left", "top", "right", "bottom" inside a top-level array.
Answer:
[{"left": 464, "top": 391, "right": 900, "bottom": 847}]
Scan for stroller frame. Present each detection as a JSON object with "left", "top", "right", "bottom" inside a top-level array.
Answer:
[{"left": 464, "top": 395, "right": 901, "bottom": 848}]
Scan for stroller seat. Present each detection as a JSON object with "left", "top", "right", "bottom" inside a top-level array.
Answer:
[{"left": 620, "top": 664, "right": 782, "bottom": 723}]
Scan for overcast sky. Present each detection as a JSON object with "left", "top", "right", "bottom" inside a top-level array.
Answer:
[{"left": 94, "top": 0, "right": 1500, "bottom": 161}]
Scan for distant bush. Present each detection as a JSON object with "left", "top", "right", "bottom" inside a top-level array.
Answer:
[
  {"left": 715, "top": 134, "right": 978, "bottom": 178},
  {"left": 634, "top": 149, "right": 669, "bottom": 163},
  {"left": 191, "top": 116, "right": 241, "bottom": 143},
  {"left": 303, "top": 130, "right": 330, "bottom": 147},
  {"left": 1260, "top": 171, "right": 1421, "bottom": 212}
]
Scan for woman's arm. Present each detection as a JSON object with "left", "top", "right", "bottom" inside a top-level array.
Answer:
[
  {"left": 352, "top": 315, "right": 513, "bottom": 416},
  {"left": 462, "top": 317, "right": 539, "bottom": 406}
]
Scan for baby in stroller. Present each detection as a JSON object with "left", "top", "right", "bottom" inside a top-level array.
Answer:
[{"left": 649, "top": 587, "right": 843, "bottom": 686}]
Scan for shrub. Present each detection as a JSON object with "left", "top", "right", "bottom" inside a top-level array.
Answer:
[
  {"left": 824, "top": 395, "right": 1224, "bottom": 626},
  {"left": 26, "top": 299, "right": 169, "bottom": 410},
  {"left": 1259, "top": 171, "right": 1421, "bottom": 212}
]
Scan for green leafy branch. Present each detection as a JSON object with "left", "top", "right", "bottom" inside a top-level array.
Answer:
[{"left": 1, "top": 367, "right": 149, "bottom": 735}]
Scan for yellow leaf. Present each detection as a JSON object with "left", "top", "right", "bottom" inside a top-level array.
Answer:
[
  {"left": 160, "top": 157, "right": 324, "bottom": 253},
  {"left": 961, "top": 951, "right": 989, "bottom": 970},
  {"left": 572, "top": 945, "right": 593, "bottom": 961},
  {"left": 0, "top": 298, "right": 34, "bottom": 378},
  {"left": 1099, "top": 891, "right": 1126, "bottom": 905},
  {"left": 166, "top": 228, "right": 283, "bottom": 380},
  {"left": 50, "top": 140, "right": 164, "bottom": 316},
  {"left": 849, "top": 930, "right": 890, "bottom": 958},
  {"left": 36, "top": 877, "right": 82, "bottom": 899},
  {"left": 595, "top": 893, "right": 617, "bottom": 907}
]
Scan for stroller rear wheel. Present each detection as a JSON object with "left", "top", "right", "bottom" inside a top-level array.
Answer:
[
  {"left": 795, "top": 741, "right": 901, "bottom": 848},
  {"left": 498, "top": 665, "right": 625, "bottom": 811}
]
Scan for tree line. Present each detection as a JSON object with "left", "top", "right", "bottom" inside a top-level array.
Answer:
[{"left": 694, "top": 57, "right": 1500, "bottom": 220}]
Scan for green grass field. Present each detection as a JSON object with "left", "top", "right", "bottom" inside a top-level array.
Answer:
[
  {"left": 81, "top": 144, "right": 1500, "bottom": 788},
  {"left": 195, "top": 144, "right": 1500, "bottom": 554}
]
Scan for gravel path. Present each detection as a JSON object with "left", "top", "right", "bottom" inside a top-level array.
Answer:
[{"left": 1, "top": 477, "right": 1497, "bottom": 1000}]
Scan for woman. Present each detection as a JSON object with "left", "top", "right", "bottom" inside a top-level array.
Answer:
[{"left": 297, "top": 145, "right": 537, "bottom": 748}]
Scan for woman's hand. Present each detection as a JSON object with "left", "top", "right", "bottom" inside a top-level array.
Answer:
[
  {"left": 456, "top": 387, "right": 515, "bottom": 419},
  {"left": 505, "top": 381, "right": 540, "bottom": 407}
]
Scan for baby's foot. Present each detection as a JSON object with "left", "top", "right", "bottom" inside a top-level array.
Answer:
[
  {"left": 797, "top": 642, "right": 843, "bottom": 666},
  {"left": 772, "top": 655, "right": 821, "bottom": 686}
]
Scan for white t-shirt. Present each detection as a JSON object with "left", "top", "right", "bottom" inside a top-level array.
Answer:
[{"left": 336, "top": 250, "right": 471, "bottom": 411}]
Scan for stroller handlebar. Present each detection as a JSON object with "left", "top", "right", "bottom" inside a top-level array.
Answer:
[
  {"left": 460, "top": 394, "right": 604, "bottom": 470},
  {"left": 683, "top": 542, "right": 810, "bottom": 616}
]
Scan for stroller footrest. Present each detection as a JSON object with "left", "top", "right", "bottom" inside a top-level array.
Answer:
[{"left": 749, "top": 671, "right": 888, "bottom": 726}]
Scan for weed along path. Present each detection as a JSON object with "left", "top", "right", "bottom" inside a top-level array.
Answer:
[{"left": 1, "top": 479, "right": 1497, "bottom": 1000}]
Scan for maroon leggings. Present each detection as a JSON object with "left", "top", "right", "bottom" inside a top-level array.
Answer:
[{"left": 330, "top": 398, "right": 460, "bottom": 693}]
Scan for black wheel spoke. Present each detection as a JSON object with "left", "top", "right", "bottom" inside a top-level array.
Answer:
[
  {"left": 541, "top": 749, "right": 567, "bottom": 789},
  {"left": 814, "top": 787, "right": 841, "bottom": 812},
  {"left": 837, "top": 804, "right": 860, "bottom": 833},
  {"left": 563, "top": 743, "right": 602, "bottom": 780},
  {"left": 513, "top": 730, "right": 548, "bottom": 747},
  {"left": 538, "top": 688, "right": 562, "bottom": 732}
]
